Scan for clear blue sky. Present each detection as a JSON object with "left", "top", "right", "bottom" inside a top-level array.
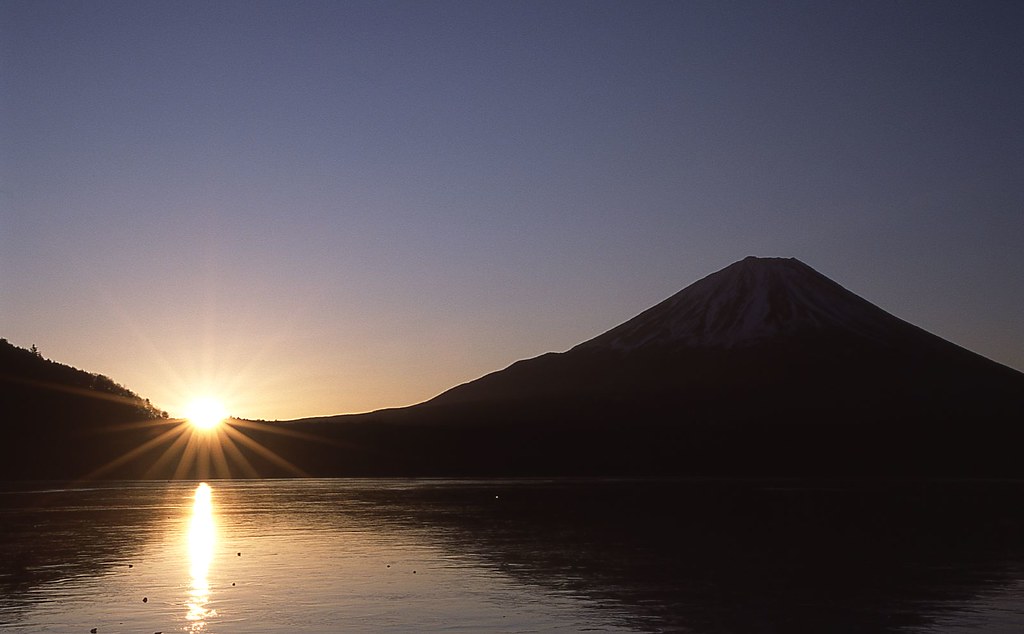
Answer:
[{"left": 3, "top": 0, "right": 1022, "bottom": 419}]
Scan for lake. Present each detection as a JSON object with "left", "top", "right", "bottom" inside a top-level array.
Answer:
[{"left": 1, "top": 478, "right": 1023, "bottom": 633}]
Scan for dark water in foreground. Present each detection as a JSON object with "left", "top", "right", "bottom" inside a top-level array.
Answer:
[{"left": 0, "top": 479, "right": 1022, "bottom": 633}]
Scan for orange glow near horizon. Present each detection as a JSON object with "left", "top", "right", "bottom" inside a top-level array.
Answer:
[
  {"left": 65, "top": 338, "right": 332, "bottom": 480},
  {"left": 83, "top": 408, "right": 320, "bottom": 480},
  {"left": 184, "top": 397, "right": 228, "bottom": 431}
]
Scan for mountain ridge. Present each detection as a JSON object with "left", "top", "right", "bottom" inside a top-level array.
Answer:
[
  {"left": 273, "top": 255, "right": 1023, "bottom": 478},
  {"left": 575, "top": 256, "right": 928, "bottom": 351},
  {"left": 4, "top": 256, "right": 1022, "bottom": 479},
  {"left": 0, "top": 338, "right": 168, "bottom": 479},
  {"left": 422, "top": 256, "right": 1019, "bottom": 410}
]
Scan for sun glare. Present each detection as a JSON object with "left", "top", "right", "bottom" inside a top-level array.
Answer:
[{"left": 185, "top": 397, "right": 228, "bottom": 431}]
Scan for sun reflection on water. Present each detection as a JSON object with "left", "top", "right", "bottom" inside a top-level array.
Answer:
[{"left": 187, "top": 482, "right": 217, "bottom": 631}]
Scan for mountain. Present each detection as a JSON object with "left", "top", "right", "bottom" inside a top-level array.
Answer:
[
  {"left": 425, "top": 257, "right": 1011, "bottom": 408},
  {"left": 576, "top": 256, "right": 926, "bottom": 350},
  {"left": 1, "top": 340, "right": 314, "bottom": 481},
  {"left": 5, "top": 257, "right": 1021, "bottom": 479},
  {"left": 282, "top": 257, "right": 1024, "bottom": 477},
  {"left": 0, "top": 339, "right": 166, "bottom": 479}
]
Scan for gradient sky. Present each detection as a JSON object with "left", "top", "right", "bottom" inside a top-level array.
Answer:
[{"left": 3, "top": 1, "right": 1022, "bottom": 420}]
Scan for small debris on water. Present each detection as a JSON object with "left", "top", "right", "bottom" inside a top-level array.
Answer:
[
  {"left": 127, "top": 564, "right": 133, "bottom": 568},
  {"left": 237, "top": 552, "right": 241, "bottom": 556},
  {"left": 232, "top": 582, "right": 236, "bottom": 586},
  {"left": 142, "top": 597, "right": 148, "bottom": 603},
  {"left": 90, "top": 628, "right": 97, "bottom": 633}
]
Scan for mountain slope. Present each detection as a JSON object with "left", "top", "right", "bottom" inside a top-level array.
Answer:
[
  {"left": 287, "top": 257, "right": 1024, "bottom": 477},
  {"left": 425, "top": 257, "right": 1017, "bottom": 410},
  {"left": 578, "top": 256, "right": 922, "bottom": 350},
  {"left": 0, "top": 339, "right": 167, "bottom": 478}
]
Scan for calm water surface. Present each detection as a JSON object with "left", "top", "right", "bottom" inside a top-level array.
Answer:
[{"left": 1, "top": 478, "right": 1023, "bottom": 633}]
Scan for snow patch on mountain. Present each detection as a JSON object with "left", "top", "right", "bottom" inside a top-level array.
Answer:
[{"left": 578, "top": 257, "right": 912, "bottom": 351}]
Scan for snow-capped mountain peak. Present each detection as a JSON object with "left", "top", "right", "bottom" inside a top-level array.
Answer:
[{"left": 578, "top": 257, "right": 909, "bottom": 351}]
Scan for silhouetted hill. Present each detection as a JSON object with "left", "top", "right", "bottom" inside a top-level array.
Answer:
[
  {"left": 0, "top": 339, "right": 166, "bottom": 479},
  {"left": 5, "top": 257, "right": 1022, "bottom": 479},
  {"left": 281, "top": 257, "right": 1024, "bottom": 477}
]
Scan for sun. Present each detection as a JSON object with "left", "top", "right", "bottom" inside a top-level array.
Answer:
[{"left": 185, "top": 397, "right": 228, "bottom": 431}]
